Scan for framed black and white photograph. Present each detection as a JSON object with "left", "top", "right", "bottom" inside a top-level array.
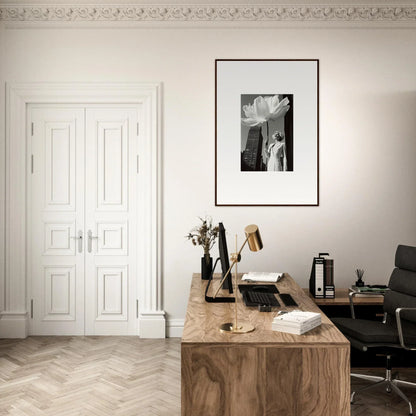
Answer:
[{"left": 215, "top": 59, "right": 319, "bottom": 206}]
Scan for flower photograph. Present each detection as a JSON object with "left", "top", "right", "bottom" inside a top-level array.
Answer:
[{"left": 241, "top": 94, "right": 293, "bottom": 172}]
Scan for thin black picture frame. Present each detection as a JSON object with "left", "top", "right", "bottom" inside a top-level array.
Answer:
[{"left": 215, "top": 59, "right": 319, "bottom": 207}]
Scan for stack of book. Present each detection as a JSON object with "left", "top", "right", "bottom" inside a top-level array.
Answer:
[{"left": 272, "top": 311, "right": 321, "bottom": 335}]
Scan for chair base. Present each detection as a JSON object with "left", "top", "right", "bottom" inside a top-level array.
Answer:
[{"left": 351, "top": 361, "right": 416, "bottom": 416}]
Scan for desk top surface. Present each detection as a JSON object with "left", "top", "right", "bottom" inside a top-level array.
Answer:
[{"left": 182, "top": 273, "right": 349, "bottom": 346}]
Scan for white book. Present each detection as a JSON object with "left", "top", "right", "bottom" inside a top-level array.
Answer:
[
  {"left": 273, "top": 316, "right": 321, "bottom": 329},
  {"left": 272, "top": 321, "right": 321, "bottom": 335},
  {"left": 272, "top": 311, "right": 321, "bottom": 335},
  {"left": 242, "top": 272, "right": 283, "bottom": 283}
]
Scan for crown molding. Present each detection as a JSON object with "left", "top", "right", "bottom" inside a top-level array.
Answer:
[{"left": 0, "top": 4, "right": 415, "bottom": 23}]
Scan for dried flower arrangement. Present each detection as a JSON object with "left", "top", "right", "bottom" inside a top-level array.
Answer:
[{"left": 186, "top": 216, "right": 219, "bottom": 264}]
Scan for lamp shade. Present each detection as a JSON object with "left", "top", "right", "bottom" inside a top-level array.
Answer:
[{"left": 244, "top": 224, "right": 263, "bottom": 252}]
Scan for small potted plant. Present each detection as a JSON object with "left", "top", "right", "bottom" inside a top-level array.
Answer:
[{"left": 186, "top": 216, "right": 219, "bottom": 280}]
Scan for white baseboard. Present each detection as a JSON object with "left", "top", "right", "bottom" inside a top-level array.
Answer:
[
  {"left": 0, "top": 312, "right": 28, "bottom": 338},
  {"left": 167, "top": 319, "right": 184, "bottom": 338},
  {"left": 139, "top": 310, "right": 166, "bottom": 338},
  {"left": 0, "top": 311, "right": 184, "bottom": 339}
]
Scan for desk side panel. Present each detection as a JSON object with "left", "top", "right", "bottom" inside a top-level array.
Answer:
[
  {"left": 182, "top": 343, "right": 350, "bottom": 416},
  {"left": 181, "top": 344, "right": 265, "bottom": 416},
  {"left": 300, "top": 346, "right": 350, "bottom": 416},
  {"left": 264, "top": 345, "right": 350, "bottom": 416}
]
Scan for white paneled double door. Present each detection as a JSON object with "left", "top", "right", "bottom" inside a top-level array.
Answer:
[{"left": 29, "top": 105, "right": 140, "bottom": 335}]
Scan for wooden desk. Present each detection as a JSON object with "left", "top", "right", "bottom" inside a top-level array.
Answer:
[{"left": 181, "top": 274, "right": 350, "bottom": 416}]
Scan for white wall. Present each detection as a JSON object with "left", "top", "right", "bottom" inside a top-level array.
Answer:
[{"left": 1, "top": 22, "right": 416, "bottom": 330}]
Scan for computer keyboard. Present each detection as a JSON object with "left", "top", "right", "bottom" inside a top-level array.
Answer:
[{"left": 244, "top": 291, "right": 280, "bottom": 307}]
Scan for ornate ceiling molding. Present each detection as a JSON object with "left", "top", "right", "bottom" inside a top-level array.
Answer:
[{"left": 0, "top": 4, "right": 415, "bottom": 22}]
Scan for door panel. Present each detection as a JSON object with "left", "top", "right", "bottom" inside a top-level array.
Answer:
[
  {"left": 44, "top": 122, "right": 75, "bottom": 210},
  {"left": 96, "top": 266, "right": 128, "bottom": 320},
  {"left": 96, "top": 120, "right": 128, "bottom": 210},
  {"left": 43, "top": 265, "right": 76, "bottom": 320},
  {"left": 29, "top": 108, "right": 85, "bottom": 335},
  {"left": 85, "top": 108, "right": 138, "bottom": 335},
  {"left": 43, "top": 222, "right": 76, "bottom": 255},
  {"left": 96, "top": 222, "right": 128, "bottom": 256}
]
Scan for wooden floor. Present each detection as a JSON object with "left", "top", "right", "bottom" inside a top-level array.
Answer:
[
  {"left": 0, "top": 337, "right": 415, "bottom": 415},
  {"left": 0, "top": 337, "right": 180, "bottom": 416}
]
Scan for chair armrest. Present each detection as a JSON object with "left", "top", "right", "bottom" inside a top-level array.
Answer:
[
  {"left": 395, "top": 308, "right": 416, "bottom": 351},
  {"left": 348, "top": 290, "right": 386, "bottom": 319}
]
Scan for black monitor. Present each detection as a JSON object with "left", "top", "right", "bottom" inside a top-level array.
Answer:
[
  {"left": 204, "top": 222, "right": 235, "bottom": 303},
  {"left": 218, "top": 223, "right": 233, "bottom": 293}
]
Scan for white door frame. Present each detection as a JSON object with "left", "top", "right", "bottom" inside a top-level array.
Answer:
[{"left": 2, "top": 82, "right": 165, "bottom": 338}]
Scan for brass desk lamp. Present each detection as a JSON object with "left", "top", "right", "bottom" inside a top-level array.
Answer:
[{"left": 213, "top": 224, "right": 263, "bottom": 333}]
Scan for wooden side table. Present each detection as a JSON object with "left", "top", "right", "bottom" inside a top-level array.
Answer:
[
  {"left": 304, "top": 288, "right": 384, "bottom": 305},
  {"left": 303, "top": 288, "right": 384, "bottom": 320}
]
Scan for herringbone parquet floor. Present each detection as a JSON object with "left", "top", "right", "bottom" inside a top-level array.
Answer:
[
  {"left": 0, "top": 337, "right": 416, "bottom": 416},
  {"left": 0, "top": 337, "right": 180, "bottom": 416}
]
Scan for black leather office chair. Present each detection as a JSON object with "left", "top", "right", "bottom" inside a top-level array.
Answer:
[{"left": 332, "top": 244, "right": 416, "bottom": 416}]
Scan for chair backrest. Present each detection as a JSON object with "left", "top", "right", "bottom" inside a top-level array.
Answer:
[{"left": 384, "top": 245, "right": 416, "bottom": 324}]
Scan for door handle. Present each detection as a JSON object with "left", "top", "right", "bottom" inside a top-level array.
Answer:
[
  {"left": 71, "top": 230, "right": 83, "bottom": 253},
  {"left": 87, "top": 230, "right": 98, "bottom": 253}
]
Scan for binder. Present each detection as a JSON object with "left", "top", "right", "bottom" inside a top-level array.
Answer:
[
  {"left": 309, "top": 253, "right": 335, "bottom": 299},
  {"left": 324, "top": 258, "right": 335, "bottom": 298}
]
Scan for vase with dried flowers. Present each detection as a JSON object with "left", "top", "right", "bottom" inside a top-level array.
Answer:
[{"left": 186, "top": 216, "right": 219, "bottom": 280}]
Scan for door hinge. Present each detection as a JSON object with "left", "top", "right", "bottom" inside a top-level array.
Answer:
[
  {"left": 137, "top": 122, "right": 139, "bottom": 136},
  {"left": 136, "top": 155, "right": 139, "bottom": 173},
  {"left": 31, "top": 122, "right": 34, "bottom": 136},
  {"left": 31, "top": 155, "right": 34, "bottom": 174},
  {"left": 30, "top": 299, "right": 33, "bottom": 319},
  {"left": 136, "top": 299, "right": 139, "bottom": 318}
]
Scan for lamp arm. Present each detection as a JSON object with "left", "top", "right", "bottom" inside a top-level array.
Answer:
[{"left": 212, "top": 236, "right": 249, "bottom": 299}]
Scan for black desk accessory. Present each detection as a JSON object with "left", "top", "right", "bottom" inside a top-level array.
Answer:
[
  {"left": 204, "top": 222, "right": 235, "bottom": 303},
  {"left": 218, "top": 223, "right": 233, "bottom": 292},
  {"left": 238, "top": 284, "right": 279, "bottom": 294},
  {"left": 355, "top": 268, "right": 365, "bottom": 287},
  {"left": 279, "top": 293, "right": 298, "bottom": 307},
  {"left": 243, "top": 291, "right": 280, "bottom": 307}
]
